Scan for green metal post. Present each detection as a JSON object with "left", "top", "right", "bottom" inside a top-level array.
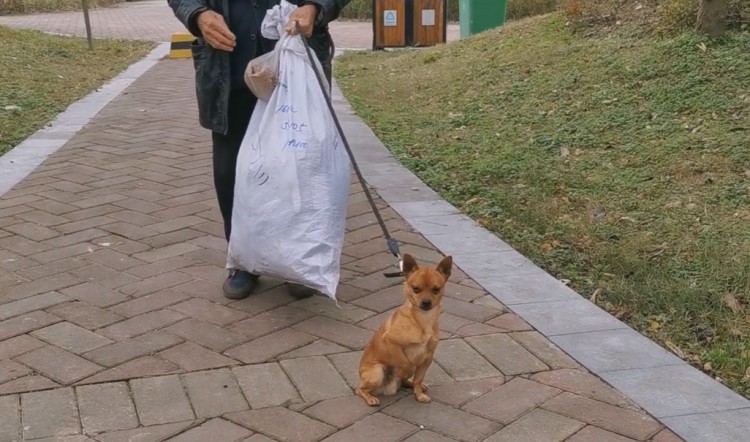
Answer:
[{"left": 459, "top": 0, "right": 508, "bottom": 39}]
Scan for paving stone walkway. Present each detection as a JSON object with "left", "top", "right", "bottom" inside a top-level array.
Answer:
[
  {"left": 0, "top": 51, "right": 685, "bottom": 441},
  {"left": 0, "top": 0, "right": 460, "bottom": 48}
]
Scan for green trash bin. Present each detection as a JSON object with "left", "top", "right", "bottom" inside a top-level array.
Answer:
[{"left": 459, "top": 0, "right": 508, "bottom": 39}]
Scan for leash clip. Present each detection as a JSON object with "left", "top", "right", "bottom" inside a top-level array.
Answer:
[{"left": 383, "top": 255, "right": 404, "bottom": 279}]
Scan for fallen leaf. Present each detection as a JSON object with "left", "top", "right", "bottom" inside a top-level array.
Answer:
[
  {"left": 703, "top": 362, "right": 713, "bottom": 372},
  {"left": 649, "top": 320, "right": 662, "bottom": 331},
  {"left": 665, "top": 341, "right": 686, "bottom": 359},
  {"left": 611, "top": 305, "right": 631, "bottom": 320},
  {"left": 692, "top": 324, "right": 715, "bottom": 344},
  {"left": 744, "top": 367, "right": 750, "bottom": 382},
  {"left": 735, "top": 209, "right": 750, "bottom": 221},
  {"left": 721, "top": 293, "right": 745, "bottom": 314},
  {"left": 560, "top": 147, "right": 570, "bottom": 158},
  {"left": 697, "top": 42, "right": 707, "bottom": 52},
  {"left": 590, "top": 288, "right": 603, "bottom": 303},
  {"left": 591, "top": 207, "right": 607, "bottom": 219},
  {"left": 477, "top": 217, "right": 492, "bottom": 227},
  {"left": 648, "top": 242, "right": 668, "bottom": 259}
]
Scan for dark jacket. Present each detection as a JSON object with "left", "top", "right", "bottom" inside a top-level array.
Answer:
[{"left": 167, "top": 0, "right": 350, "bottom": 135}]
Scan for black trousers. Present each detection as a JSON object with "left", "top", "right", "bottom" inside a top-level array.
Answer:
[{"left": 212, "top": 60, "right": 333, "bottom": 242}]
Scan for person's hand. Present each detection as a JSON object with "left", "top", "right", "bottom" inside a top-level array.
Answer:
[
  {"left": 285, "top": 4, "right": 319, "bottom": 38},
  {"left": 196, "top": 10, "right": 236, "bottom": 51}
]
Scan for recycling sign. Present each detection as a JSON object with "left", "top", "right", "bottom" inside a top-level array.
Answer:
[{"left": 384, "top": 10, "right": 397, "bottom": 27}]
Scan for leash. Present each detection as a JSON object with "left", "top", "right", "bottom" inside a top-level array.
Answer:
[{"left": 294, "top": 21, "right": 404, "bottom": 279}]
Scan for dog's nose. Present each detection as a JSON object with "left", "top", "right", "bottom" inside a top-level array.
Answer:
[{"left": 420, "top": 300, "right": 432, "bottom": 310}]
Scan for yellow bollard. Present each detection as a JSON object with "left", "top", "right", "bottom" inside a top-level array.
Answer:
[{"left": 169, "top": 32, "right": 195, "bottom": 59}]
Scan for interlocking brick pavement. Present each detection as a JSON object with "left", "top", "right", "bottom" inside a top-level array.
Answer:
[
  {"left": 0, "top": 0, "right": 460, "bottom": 49},
  {"left": 0, "top": 57, "right": 683, "bottom": 441}
]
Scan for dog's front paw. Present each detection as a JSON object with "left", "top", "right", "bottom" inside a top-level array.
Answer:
[
  {"left": 415, "top": 392, "right": 431, "bottom": 403},
  {"left": 356, "top": 389, "right": 381, "bottom": 407}
]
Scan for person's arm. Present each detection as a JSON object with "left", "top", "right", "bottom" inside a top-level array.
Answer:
[
  {"left": 288, "top": 0, "right": 351, "bottom": 37},
  {"left": 300, "top": 0, "right": 352, "bottom": 27},
  {"left": 167, "top": 0, "right": 209, "bottom": 38}
]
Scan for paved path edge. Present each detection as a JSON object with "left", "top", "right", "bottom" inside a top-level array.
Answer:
[
  {"left": 0, "top": 41, "right": 171, "bottom": 198},
  {"left": 329, "top": 73, "right": 750, "bottom": 442}
]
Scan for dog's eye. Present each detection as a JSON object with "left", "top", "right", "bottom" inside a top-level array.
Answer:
[
  {"left": 432, "top": 287, "right": 440, "bottom": 295},
  {"left": 412, "top": 286, "right": 422, "bottom": 293}
]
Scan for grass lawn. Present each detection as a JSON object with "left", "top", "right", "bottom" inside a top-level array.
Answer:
[
  {"left": 335, "top": 15, "right": 750, "bottom": 397},
  {"left": 0, "top": 26, "right": 155, "bottom": 155},
  {"left": 0, "top": 0, "right": 122, "bottom": 15}
]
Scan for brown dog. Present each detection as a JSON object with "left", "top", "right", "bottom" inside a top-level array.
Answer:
[{"left": 356, "top": 253, "right": 453, "bottom": 406}]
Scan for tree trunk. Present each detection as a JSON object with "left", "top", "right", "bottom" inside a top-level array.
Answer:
[{"left": 696, "top": 0, "right": 729, "bottom": 38}]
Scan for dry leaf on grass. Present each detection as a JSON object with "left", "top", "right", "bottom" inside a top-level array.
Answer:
[
  {"left": 721, "top": 293, "right": 745, "bottom": 314},
  {"left": 540, "top": 240, "right": 562, "bottom": 252},
  {"left": 609, "top": 305, "right": 631, "bottom": 320},
  {"left": 590, "top": 288, "right": 603, "bottom": 303},
  {"left": 614, "top": 309, "right": 630, "bottom": 320},
  {"left": 665, "top": 341, "right": 686, "bottom": 359},
  {"left": 591, "top": 207, "right": 607, "bottom": 219}
]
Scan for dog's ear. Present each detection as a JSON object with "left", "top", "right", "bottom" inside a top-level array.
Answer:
[
  {"left": 401, "top": 253, "right": 419, "bottom": 277},
  {"left": 436, "top": 255, "right": 453, "bottom": 279}
]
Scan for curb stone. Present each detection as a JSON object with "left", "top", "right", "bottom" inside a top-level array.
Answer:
[
  {"left": 0, "top": 42, "right": 170, "bottom": 198},
  {"left": 330, "top": 62, "right": 750, "bottom": 442}
]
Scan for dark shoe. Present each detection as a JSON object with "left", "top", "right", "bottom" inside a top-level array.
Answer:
[
  {"left": 287, "top": 283, "right": 318, "bottom": 299},
  {"left": 223, "top": 269, "right": 259, "bottom": 300}
]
